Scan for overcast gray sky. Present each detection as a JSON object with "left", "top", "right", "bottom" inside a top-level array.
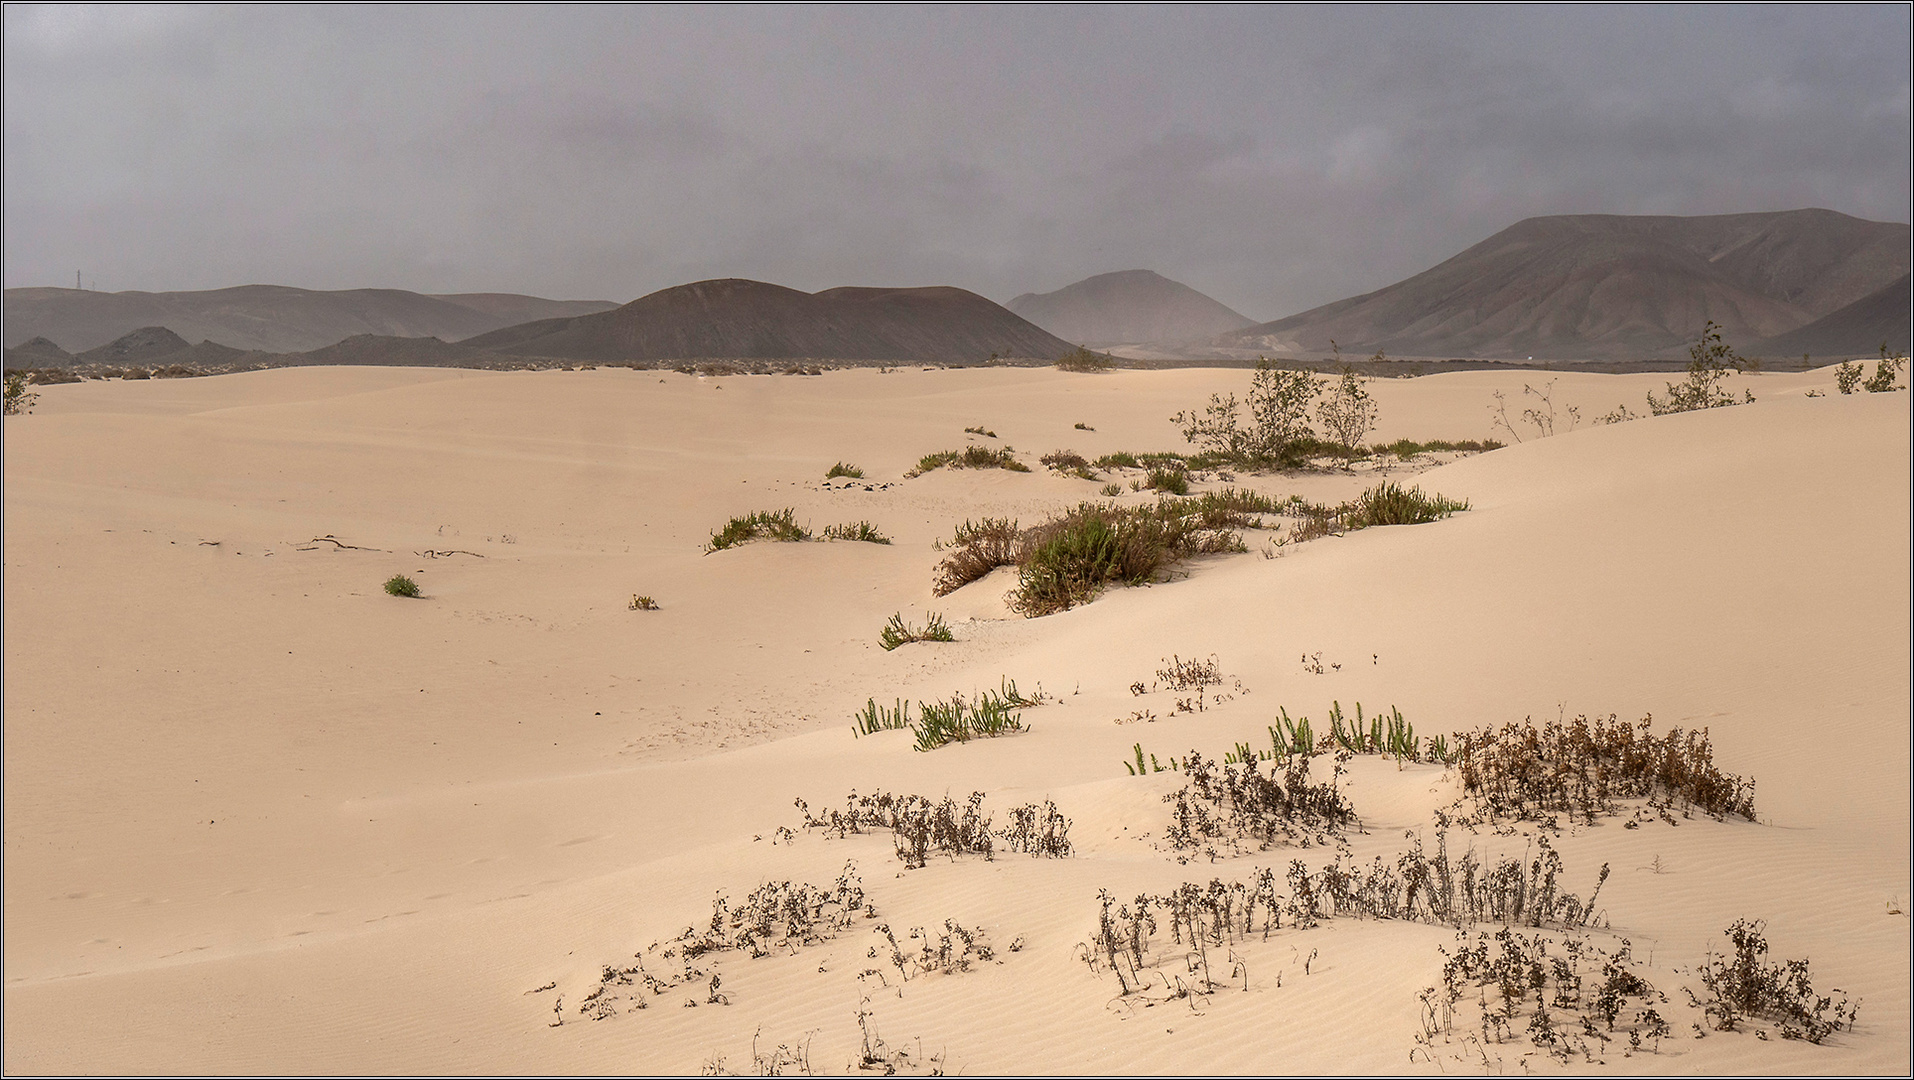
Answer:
[{"left": 5, "top": 4, "right": 1908, "bottom": 320}]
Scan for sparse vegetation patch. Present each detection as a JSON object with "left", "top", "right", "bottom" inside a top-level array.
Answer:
[
  {"left": 705, "top": 508, "right": 811, "bottom": 551},
  {"left": 384, "top": 574, "right": 421, "bottom": 598},
  {"left": 825, "top": 461, "right": 864, "bottom": 479},
  {"left": 909, "top": 445, "right": 1029, "bottom": 476},
  {"left": 822, "top": 520, "right": 891, "bottom": 544},
  {"left": 876, "top": 611, "right": 952, "bottom": 650}
]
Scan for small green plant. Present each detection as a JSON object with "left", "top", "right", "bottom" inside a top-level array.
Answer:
[
  {"left": 1095, "top": 450, "right": 1140, "bottom": 469},
  {"left": 910, "top": 446, "right": 1030, "bottom": 476},
  {"left": 911, "top": 691, "right": 1024, "bottom": 750},
  {"left": 852, "top": 698, "right": 914, "bottom": 736},
  {"left": 826, "top": 462, "right": 865, "bottom": 479},
  {"left": 628, "top": 594, "right": 659, "bottom": 610},
  {"left": 1056, "top": 347, "right": 1113, "bottom": 372},
  {"left": 877, "top": 611, "right": 954, "bottom": 651},
  {"left": 1647, "top": 320, "right": 1754, "bottom": 415},
  {"left": 4, "top": 372, "right": 38, "bottom": 415},
  {"left": 384, "top": 574, "right": 421, "bottom": 598},
  {"left": 822, "top": 521, "right": 892, "bottom": 544},
  {"left": 963, "top": 425, "right": 998, "bottom": 438},
  {"left": 1836, "top": 360, "right": 1865, "bottom": 394},
  {"left": 1099, "top": 482, "right": 1124, "bottom": 497},
  {"left": 706, "top": 508, "right": 812, "bottom": 551},
  {"left": 1863, "top": 346, "right": 1907, "bottom": 392}
]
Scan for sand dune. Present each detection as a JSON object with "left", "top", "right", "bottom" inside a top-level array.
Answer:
[{"left": 4, "top": 363, "right": 1906, "bottom": 1073}]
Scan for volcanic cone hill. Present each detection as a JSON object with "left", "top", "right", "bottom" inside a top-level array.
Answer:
[
  {"left": 1006, "top": 269, "right": 1257, "bottom": 345},
  {"left": 3, "top": 285, "right": 619, "bottom": 354},
  {"left": 461, "top": 278, "right": 1079, "bottom": 364},
  {"left": 1753, "top": 274, "right": 1911, "bottom": 359},
  {"left": 1226, "top": 208, "right": 1910, "bottom": 361}
]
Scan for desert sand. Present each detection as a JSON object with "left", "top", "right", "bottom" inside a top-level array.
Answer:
[{"left": 4, "top": 363, "right": 1907, "bottom": 1074}]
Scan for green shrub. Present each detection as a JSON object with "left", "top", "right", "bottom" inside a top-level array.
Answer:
[
  {"left": 1143, "top": 466, "right": 1188, "bottom": 495},
  {"left": 878, "top": 611, "right": 954, "bottom": 650},
  {"left": 822, "top": 521, "right": 891, "bottom": 544},
  {"left": 1172, "top": 357, "right": 1321, "bottom": 464},
  {"left": 1009, "top": 501, "right": 1242, "bottom": 616},
  {"left": 1317, "top": 365, "right": 1378, "bottom": 450},
  {"left": 1056, "top": 347, "right": 1113, "bottom": 372},
  {"left": 706, "top": 508, "right": 811, "bottom": 551},
  {"left": 1095, "top": 451, "right": 1140, "bottom": 469},
  {"left": 384, "top": 574, "right": 421, "bottom": 598},
  {"left": 1863, "top": 349, "right": 1907, "bottom": 392},
  {"left": 1647, "top": 321, "right": 1753, "bottom": 415},
  {"left": 826, "top": 462, "right": 865, "bottom": 479},
  {"left": 1099, "top": 482, "right": 1124, "bottom": 497},
  {"left": 3, "top": 373, "right": 38, "bottom": 415}
]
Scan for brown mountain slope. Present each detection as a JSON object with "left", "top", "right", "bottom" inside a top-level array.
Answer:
[
  {"left": 3, "top": 285, "right": 619, "bottom": 353},
  {"left": 1226, "top": 209, "right": 1909, "bottom": 360},
  {"left": 463, "top": 278, "right": 1078, "bottom": 364},
  {"left": 1005, "top": 270, "right": 1256, "bottom": 344},
  {"left": 1752, "top": 274, "right": 1911, "bottom": 359}
]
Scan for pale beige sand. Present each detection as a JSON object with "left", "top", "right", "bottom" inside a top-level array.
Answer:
[{"left": 5, "top": 364, "right": 1907, "bottom": 1074}]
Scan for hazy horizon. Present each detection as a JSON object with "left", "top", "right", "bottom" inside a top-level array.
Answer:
[{"left": 5, "top": 5, "right": 1908, "bottom": 321}]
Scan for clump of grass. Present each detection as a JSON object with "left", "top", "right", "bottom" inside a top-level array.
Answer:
[
  {"left": 912, "top": 691, "right": 1024, "bottom": 751},
  {"left": 1290, "top": 481, "right": 1469, "bottom": 542},
  {"left": 1010, "top": 501, "right": 1244, "bottom": 616},
  {"left": 1095, "top": 450, "right": 1140, "bottom": 469},
  {"left": 1056, "top": 346, "right": 1114, "bottom": 372},
  {"left": 931, "top": 516, "right": 1021, "bottom": 595},
  {"left": 825, "top": 461, "right": 865, "bottom": 479},
  {"left": 846, "top": 680, "right": 1040, "bottom": 748},
  {"left": 1372, "top": 437, "right": 1503, "bottom": 458},
  {"left": 1448, "top": 713, "right": 1757, "bottom": 828},
  {"left": 384, "top": 574, "right": 421, "bottom": 598},
  {"left": 1693, "top": 919, "right": 1857, "bottom": 1042},
  {"left": 822, "top": 520, "right": 891, "bottom": 544},
  {"left": 877, "top": 611, "right": 953, "bottom": 650},
  {"left": 963, "top": 424, "right": 998, "bottom": 438},
  {"left": 909, "top": 445, "right": 1030, "bottom": 476},
  {"left": 1099, "top": 482, "right": 1124, "bottom": 497},
  {"left": 1144, "top": 465, "right": 1189, "bottom": 495},
  {"left": 628, "top": 594, "right": 659, "bottom": 611},
  {"left": 705, "top": 508, "right": 811, "bottom": 551}
]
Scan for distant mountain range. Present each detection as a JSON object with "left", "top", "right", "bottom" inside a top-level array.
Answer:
[
  {"left": 1005, "top": 270, "right": 1256, "bottom": 344},
  {"left": 6, "top": 279, "right": 1080, "bottom": 371},
  {"left": 6, "top": 208, "right": 1903, "bottom": 372},
  {"left": 2, "top": 285, "right": 619, "bottom": 353},
  {"left": 461, "top": 278, "right": 1076, "bottom": 364},
  {"left": 1224, "top": 209, "right": 1908, "bottom": 360}
]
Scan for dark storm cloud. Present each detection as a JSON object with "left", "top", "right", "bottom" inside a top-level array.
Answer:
[{"left": 6, "top": 4, "right": 1907, "bottom": 320}]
